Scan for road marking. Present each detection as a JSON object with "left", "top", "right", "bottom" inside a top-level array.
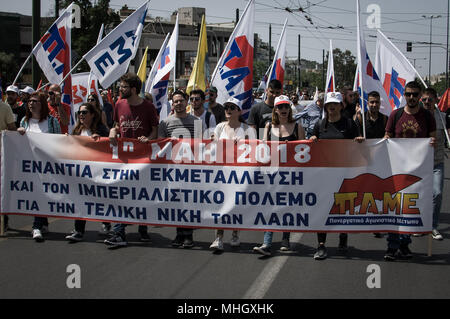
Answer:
[{"left": 243, "top": 232, "right": 303, "bottom": 299}]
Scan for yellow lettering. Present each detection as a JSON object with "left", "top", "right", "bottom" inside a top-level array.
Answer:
[
  {"left": 333, "top": 193, "right": 358, "bottom": 215},
  {"left": 359, "top": 193, "right": 378, "bottom": 215},
  {"left": 402, "top": 193, "right": 419, "bottom": 214},
  {"left": 383, "top": 192, "right": 401, "bottom": 215}
]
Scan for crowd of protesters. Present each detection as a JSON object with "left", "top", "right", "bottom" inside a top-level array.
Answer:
[{"left": 0, "top": 74, "right": 448, "bottom": 261}]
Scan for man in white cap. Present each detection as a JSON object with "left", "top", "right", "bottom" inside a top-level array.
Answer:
[{"left": 6, "top": 85, "right": 26, "bottom": 128}]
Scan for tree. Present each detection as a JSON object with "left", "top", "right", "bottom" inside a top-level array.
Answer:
[
  {"left": 0, "top": 52, "right": 15, "bottom": 84},
  {"left": 60, "top": 0, "right": 120, "bottom": 72}
]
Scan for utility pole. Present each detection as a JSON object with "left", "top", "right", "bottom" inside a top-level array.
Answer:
[
  {"left": 235, "top": 9, "right": 239, "bottom": 26},
  {"left": 32, "top": 0, "right": 41, "bottom": 89},
  {"left": 322, "top": 49, "right": 325, "bottom": 91},
  {"left": 298, "top": 34, "right": 301, "bottom": 88},
  {"left": 55, "top": 0, "right": 59, "bottom": 18},
  {"left": 423, "top": 15, "right": 441, "bottom": 86},
  {"left": 269, "top": 24, "right": 272, "bottom": 69}
]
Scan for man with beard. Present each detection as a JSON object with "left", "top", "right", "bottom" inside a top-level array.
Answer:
[
  {"left": 340, "top": 86, "right": 357, "bottom": 119},
  {"left": 47, "top": 84, "right": 71, "bottom": 134},
  {"left": 106, "top": 73, "right": 159, "bottom": 248},
  {"left": 190, "top": 89, "right": 216, "bottom": 138},
  {"left": 383, "top": 81, "right": 436, "bottom": 261},
  {"left": 248, "top": 79, "right": 282, "bottom": 138},
  {"left": 6, "top": 85, "right": 26, "bottom": 128}
]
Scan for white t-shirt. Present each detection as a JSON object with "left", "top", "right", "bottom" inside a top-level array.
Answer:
[
  {"left": 26, "top": 118, "right": 49, "bottom": 133},
  {"left": 214, "top": 122, "right": 257, "bottom": 141},
  {"left": 80, "top": 128, "right": 92, "bottom": 136}
]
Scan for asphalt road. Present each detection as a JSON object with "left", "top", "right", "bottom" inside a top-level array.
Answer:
[{"left": 1, "top": 157, "right": 449, "bottom": 301}]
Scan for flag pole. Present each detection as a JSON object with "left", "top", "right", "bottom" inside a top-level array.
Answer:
[
  {"left": 356, "top": 0, "right": 366, "bottom": 138},
  {"left": 58, "top": 57, "right": 85, "bottom": 87},
  {"left": 12, "top": 53, "right": 33, "bottom": 86}
]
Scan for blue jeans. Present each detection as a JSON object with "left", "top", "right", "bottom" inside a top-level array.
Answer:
[
  {"left": 263, "top": 232, "right": 290, "bottom": 247},
  {"left": 433, "top": 162, "right": 444, "bottom": 229},
  {"left": 387, "top": 233, "right": 411, "bottom": 250}
]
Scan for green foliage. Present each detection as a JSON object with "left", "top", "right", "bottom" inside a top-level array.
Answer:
[{"left": 0, "top": 51, "right": 15, "bottom": 83}]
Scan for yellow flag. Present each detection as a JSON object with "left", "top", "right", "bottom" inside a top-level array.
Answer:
[
  {"left": 187, "top": 15, "right": 209, "bottom": 94},
  {"left": 137, "top": 46, "right": 149, "bottom": 84}
]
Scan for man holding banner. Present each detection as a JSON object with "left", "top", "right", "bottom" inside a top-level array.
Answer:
[
  {"left": 384, "top": 81, "right": 436, "bottom": 261},
  {"left": 105, "top": 73, "right": 158, "bottom": 247}
]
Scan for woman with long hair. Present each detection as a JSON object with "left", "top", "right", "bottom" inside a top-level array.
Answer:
[
  {"left": 18, "top": 91, "right": 61, "bottom": 242},
  {"left": 65, "top": 103, "right": 110, "bottom": 242},
  {"left": 87, "top": 93, "right": 109, "bottom": 129},
  {"left": 209, "top": 97, "right": 256, "bottom": 251},
  {"left": 253, "top": 95, "right": 305, "bottom": 256}
]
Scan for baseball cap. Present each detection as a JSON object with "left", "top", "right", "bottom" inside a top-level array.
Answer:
[
  {"left": 274, "top": 95, "right": 291, "bottom": 107},
  {"left": 224, "top": 97, "right": 241, "bottom": 109},
  {"left": 20, "top": 86, "right": 35, "bottom": 95},
  {"left": 324, "top": 92, "right": 343, "bottom": 105},
  {"left": 6, "top": 85, "right": 19, "bottom": 94}
]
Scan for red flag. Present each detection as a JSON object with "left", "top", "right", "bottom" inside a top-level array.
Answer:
[{"left": 438, "top": 88, "right": 450, "bottom": 112}]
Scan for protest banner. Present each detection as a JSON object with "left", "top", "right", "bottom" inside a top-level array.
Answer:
[{"left": 1, "top": 131, "right": 433, "bottom": 234}]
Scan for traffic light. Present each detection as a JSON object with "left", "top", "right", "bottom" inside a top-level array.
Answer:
[{"left": 407, "top": 42, "right": 412, "bottom": 52}]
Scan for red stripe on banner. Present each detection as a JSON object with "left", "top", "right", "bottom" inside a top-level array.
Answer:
[{"left": 55, "top": 137, "right": 368, "bottom": 168}]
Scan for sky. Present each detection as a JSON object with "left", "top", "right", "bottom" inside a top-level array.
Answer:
[{"left": 3, "top": 0, "right": 449, "bottom": 81}]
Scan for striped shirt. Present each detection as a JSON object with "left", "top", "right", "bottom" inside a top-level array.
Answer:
[{"left": 158, "top": 114, "right": 204, "bottom": 138}]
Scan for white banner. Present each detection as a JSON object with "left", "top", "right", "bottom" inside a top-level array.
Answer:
[{"left": 1, "top": 132, "right": 433, "bottom": 233}]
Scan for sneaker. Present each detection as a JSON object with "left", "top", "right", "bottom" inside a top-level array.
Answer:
[
  {"left": 230, "top": 235, "right": 240, "bottom": 247},
  {"left": 139, "top": 232, "right": 151, "bottom": 242},
  {"left": 172, "top": 234, "right": 184, "bottom": 247},
  {"left": 280, "top": 238, "right": 290, "bottom": 251},
  {"left": 32, "top": 229, "right": 44, "bottom": 242},
  {"left": 104, "top": 233, "right": 127, "bottom": 247},
  {"left": 432, "top": 229, "right": 443, "bottom": 241},
  {"left": 99, "top": 223, "right": 112, "bottom": 236},
  {"left": 412, "top": 233, "right": 425, "bottom": 237},
  {"left": 41, "top": 225, "right": 49, "bottom": 234},
  {"left": 398, "top": 245, "right": 412, "bottom": 259},
  {"left": 384, "top": 248, "right": 397, "bottom": 261},
  {"left": 183, "top": 235, "right": 194, "bottom": 248},
  {"left": 65, "top": 231, "right": 83, "bottom": 242},
  {"left": 313, "top": 245, "right": 327, "bottom": 260},
  {"left": 253, "top": 244, "right": 271, "bottom": 256},
  {"left": 210, "top": 237, "right": 224, "bottom": 250}
]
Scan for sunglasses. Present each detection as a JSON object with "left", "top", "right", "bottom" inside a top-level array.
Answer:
[
  {"left": 276, "top": 104, "right": 290, "bottom": 110},
  {"left": 87, "top": 98, "right": 96, "bottom": 102},
  {"left": 78, "top": 110, "right": 90, "bottom": 115},
  {"left": 405, "top": 92, "right": 420, "bottom": 98},
  {"left": 422, "top": 97, "right": 434, "bottom": 102},
  {"left": 190, "top": 97, "right": 202, "bottom": 101},
  {"left": 224, "top": 105, "right": 238, "bottom": 111}
]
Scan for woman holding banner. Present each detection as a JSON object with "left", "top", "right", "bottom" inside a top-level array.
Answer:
[
  {"left": 17, "top": 91, "right": 61, "bottom": 242},
  {"left": 253, "top": 95, "right": 305, "bottom": 256},
  {"left": 65, "top": 102, "right": 110, "bottom": 242},
  {"left": 309, "top": 92, "right": 364, "bottom": 260},
  {"left": 209, "top": 97, "right": 256, "bottom": 251}
]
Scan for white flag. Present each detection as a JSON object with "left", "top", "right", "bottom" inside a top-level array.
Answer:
[
  {"left": 325, "top": 40, "right": 335, "bottom": 93},
  {"left": 71, "top": 72, "right": 90, "bottom": 115},
  {"left": 356, "top": 0, "right": 391, "bottom": 116},
  {"left": 210, "top": 0, "right": 254, "bottom": 117},
  {"left": 267, "top": 18, "right": 288, "bottom": 88},
  {"left": 84, "top": 1, "right": 148, "bottom": 89},
  {"left": 375, "top": 29, "right": 417, "bottom": 111}
]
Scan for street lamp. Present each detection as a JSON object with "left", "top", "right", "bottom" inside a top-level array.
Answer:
[{"left": 422, "top": 15, "right": 441, "bottom": 85}]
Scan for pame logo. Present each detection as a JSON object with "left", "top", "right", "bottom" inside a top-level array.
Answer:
[
  {"left": 219, "top": 36, "right": 253, "bottom": 114},
  {"left": 383, "top": 68, "right": 407, "bottom": 110},
  {"left": 40, "top": 24, "right": 68, "bottom": 76},
  {"left": 330, "top": 173, "right": 421, "bottom": 215}
]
